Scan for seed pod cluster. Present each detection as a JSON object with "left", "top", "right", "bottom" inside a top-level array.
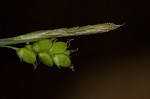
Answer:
[{"left": 16, "top": 39, "right": 74, "bottom": 69}]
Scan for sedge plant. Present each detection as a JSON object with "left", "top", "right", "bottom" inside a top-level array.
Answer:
[{"left": 0, "top": 23, "right": 122, "bottom": 70}]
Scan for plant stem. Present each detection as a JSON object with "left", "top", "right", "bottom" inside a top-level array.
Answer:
[
  {"left": 0, "top": 23, "right": 122, "bottom": 46},
  {"left": 0, "top": 46, "right": 19, "bottom": 50}
]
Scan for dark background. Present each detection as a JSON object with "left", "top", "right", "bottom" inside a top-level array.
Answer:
[{"left": 0, "top": 0, "right": 150, "bottom": 99}]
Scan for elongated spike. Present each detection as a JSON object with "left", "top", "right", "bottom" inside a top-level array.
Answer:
[{"left": 0, "top": 23, "right": 122, "bottom": 46}]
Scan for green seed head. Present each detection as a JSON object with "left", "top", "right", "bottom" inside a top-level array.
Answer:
[
  {"left": 16, "top": 48, "right": 36, "bottom": 64},
  {"left": 38, "top": 52, "right": 53, "bottom": 67},
  {"left": 50, "top": 41, "right": 67, "bottom": 54},
  {"left": 53, "top": 54, "right": 71, "bottom": 67},
  {"left": 32, "top": 39, "right": 52, "bottom": 52}
]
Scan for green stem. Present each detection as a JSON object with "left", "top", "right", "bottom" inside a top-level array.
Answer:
[
  {"left": 1, "top": 46, "right": 19, "bottom": 50},
  {"left": 0, "top": 23, "right": 122, "bottom": 46}
]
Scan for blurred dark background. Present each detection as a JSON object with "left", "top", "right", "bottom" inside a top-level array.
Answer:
[{"left": 0, "top": 0, "right": 150, "bottom": 99}]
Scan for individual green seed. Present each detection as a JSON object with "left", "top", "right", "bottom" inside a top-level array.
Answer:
[
  {"left": 38, "top": 52, "right": 53, "bottom": 67},
  {"left": 16, "top": 48, "right": 36, "bottom": 64},
  {"left": 53, "top": 54, "right": 71, "bottom": 67},
  {"left": 32, "top": 39, "right": 52, "bottom": 52},
  {"left": 50, "top": 41, "right": 67, "bottom": 54},
  {"left": 63, "top": 50, "right": 71, "bottom": 56}
]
